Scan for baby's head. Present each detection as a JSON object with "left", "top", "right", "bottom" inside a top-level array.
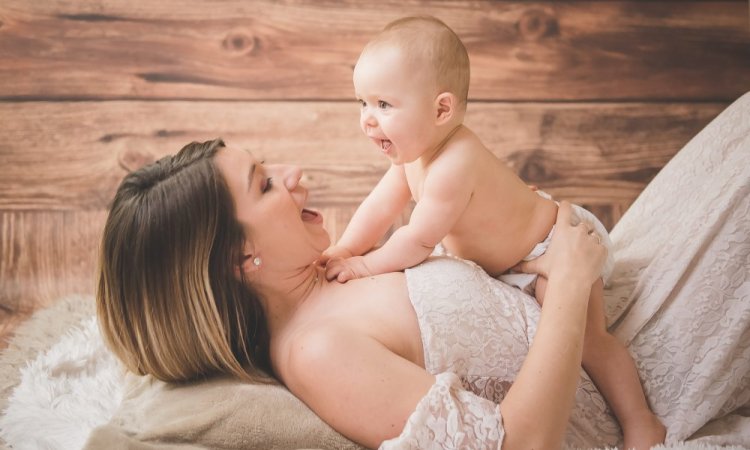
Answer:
[
  {"left": 353, "top": 16, "right": 470, "bottom": 164},
  {"left": 360, "top": 16, "right": 470, "bottom": 111}
]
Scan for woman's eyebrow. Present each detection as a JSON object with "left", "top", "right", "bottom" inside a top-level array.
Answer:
[{"left": 247, "top": 163, "right": 256, "bottom": 193}]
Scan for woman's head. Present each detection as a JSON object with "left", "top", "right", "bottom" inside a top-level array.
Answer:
[
  {"left": 211, "top": 145, "right": 330, "bottom": 278},
  {"left": 97, "top": 138, "right": 272, "bottom": 383}
]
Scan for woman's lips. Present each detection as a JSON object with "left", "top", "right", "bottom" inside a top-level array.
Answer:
[{"left": 301, "top": 208, "right": 323, "bottom": 224}]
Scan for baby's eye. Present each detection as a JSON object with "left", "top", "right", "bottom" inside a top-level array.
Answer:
[
  {"left": 378, "top": 100, "right": 391, "bottom": 109},
  {"left": 262, "top": 177, "right": 273, "bottom": 193},
  {"left": 357, "top": 99, "right": 366, "bottom": 108}
]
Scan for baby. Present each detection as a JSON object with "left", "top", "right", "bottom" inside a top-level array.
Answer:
[{"left": 322, "top": 16, "right": 665, "bottom": 449}]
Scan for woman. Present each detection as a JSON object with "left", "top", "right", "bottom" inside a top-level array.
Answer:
[{"left": 98, "top": 125, "right": 750, "bottom": 447}]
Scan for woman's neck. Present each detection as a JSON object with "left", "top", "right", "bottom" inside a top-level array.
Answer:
[{"left": 256, "top": 263, "right": 327, "bottom": 339}]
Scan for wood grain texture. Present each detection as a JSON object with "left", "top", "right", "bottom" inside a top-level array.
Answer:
[
  {"left": 0, "top": 210, "right": 105, "bottom": 312},
  {"left": 0, "top": 101, "right": 725, "bottom": 211},
  {"left": 1, "top": 1, "right": 747, "bottom": 101}
]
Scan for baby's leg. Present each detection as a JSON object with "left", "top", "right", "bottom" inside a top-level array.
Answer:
[
  {"left": 581, "top": 280, "right": 665, "bottom": 450},
  {"left": 536, "top": 279, "right": 665, "bottom": 449},
  {"left": 534, "top": 276, "right": 547, "bottom": 306}
]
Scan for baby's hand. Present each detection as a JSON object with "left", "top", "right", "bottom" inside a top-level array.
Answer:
[
  {"left": 318, "top": 245, "right": 354, "bottom": 267},
  {"left": 324, "top": 256, "right": 372, "bottom": 283}
]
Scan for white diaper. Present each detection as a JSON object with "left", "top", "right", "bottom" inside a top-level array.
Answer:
[{"left": 498, "top": 191, "right": 614, "bottom": 295}]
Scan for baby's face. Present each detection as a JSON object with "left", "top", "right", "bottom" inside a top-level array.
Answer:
[{"left": 353, "top": 46, "right": 439, "bottom": 165}]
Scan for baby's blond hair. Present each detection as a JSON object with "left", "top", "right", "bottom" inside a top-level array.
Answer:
[{"left": 364, "top": 16, "right": 470, "bottom": 108}]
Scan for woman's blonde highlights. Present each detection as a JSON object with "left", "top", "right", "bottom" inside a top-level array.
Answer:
[{"left": 97, "top": 139, "right": 271, "bottom": 383}]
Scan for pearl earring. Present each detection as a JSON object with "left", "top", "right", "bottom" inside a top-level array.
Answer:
[{"left": 253, "top": 256, "right": 262, "bottom": 267}]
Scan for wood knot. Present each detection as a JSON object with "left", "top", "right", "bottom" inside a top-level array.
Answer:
[
  {"left": 510, "top": 149, "right": 556, "bottom": 183},
  {"left": 222, "top": 31, "right": 258, "bottom": 55},
  {"left": 517, "top": 9, "right": 559, "bottom": 41},
  {"left": 118, "top": 147, "right": 156, "bottom": 173}
]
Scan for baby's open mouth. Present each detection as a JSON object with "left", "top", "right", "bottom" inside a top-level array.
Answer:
[{"left": 380, "top": 139, "right": 392, "bottom": 153}]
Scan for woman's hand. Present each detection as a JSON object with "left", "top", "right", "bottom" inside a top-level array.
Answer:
[{"left": 515, "top": 201, "right": 607, "bottom": 286}]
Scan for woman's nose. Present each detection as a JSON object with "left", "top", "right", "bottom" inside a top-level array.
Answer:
[{"left": 279, "top": 164, "right": 302, "bottom": 191}]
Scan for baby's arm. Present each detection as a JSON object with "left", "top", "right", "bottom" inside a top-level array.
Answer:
[
  {"left": 326, "top": 154, "right": 474, "bottom": 282},
  {"left": 321, "top": 164, "right": 412, "bottom": 264}
]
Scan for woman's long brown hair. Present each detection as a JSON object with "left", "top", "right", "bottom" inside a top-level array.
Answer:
[{"left": 97, "top": 138, "right": 272, "bottom": 383}]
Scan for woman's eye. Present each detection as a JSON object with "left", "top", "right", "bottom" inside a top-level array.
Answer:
[{"left": 262, "top": 177, "right": 273, "bottom": 193}]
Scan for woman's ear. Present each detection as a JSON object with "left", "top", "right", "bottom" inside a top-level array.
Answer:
[
  {"left": 237, "top": 254, "right": 261, "bottom": 275},
  {"left": 235, "top": 241, "right": 261, "bottom": 279},
  {"left": 435, "top": 92, "right": 456, "bottom": 125}
]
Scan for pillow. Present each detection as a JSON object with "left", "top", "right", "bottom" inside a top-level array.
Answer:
[{"left": 85, "top": 371, "right": 365, "bottom": 450}]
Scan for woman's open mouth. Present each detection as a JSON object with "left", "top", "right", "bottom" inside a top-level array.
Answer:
[{"left": 301, "top": 208, "right": 323, "bottom": 224}]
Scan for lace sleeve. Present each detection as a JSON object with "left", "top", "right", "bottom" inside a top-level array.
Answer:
[{"left": 380, "top": 372, "right": 504, "bottom": 450}]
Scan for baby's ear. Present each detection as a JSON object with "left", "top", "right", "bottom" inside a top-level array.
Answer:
[{"left": 435, "top": 92, "right": 456, "bottom": 125}]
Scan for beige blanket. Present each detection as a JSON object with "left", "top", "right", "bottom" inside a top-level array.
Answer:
[{"left": 85, "top": 373, "right": 363, "bottom": 450}]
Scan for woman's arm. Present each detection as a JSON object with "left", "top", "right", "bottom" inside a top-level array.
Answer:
[{"left": 501, "top": 202, "right": 608, "bottom": 449}]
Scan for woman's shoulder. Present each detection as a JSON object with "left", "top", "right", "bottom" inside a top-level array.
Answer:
[
  {"left": 272, "top": 318, "right": 349, "bottom": 386},
  {"left": 272, "top": 273, "right": 416, "bottom": 378}
]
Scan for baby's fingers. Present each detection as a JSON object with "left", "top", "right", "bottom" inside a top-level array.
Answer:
[
  {"left": 336, "top": 269, "right": 355, "bottom": 283},
  {"left": 319, "top": 249, "right": 337, "bottom": 267},
  {"left": 324, "top": 259, "right": 345, "bottom": 281}
]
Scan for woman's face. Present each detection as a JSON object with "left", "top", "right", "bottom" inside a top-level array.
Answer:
[{"left": 214, "top": 147, "right": 330, "bottom": 273}]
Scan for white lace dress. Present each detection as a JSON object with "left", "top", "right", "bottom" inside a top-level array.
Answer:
[{"left": 381, "top": 93, "right": 750, "bottom": 450}]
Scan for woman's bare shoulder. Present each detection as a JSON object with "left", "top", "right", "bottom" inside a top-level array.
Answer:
[
  {"left": 276, "top": 314, "right": 433, "bottom": 448},
  {"left": 272, "top": 273, "right": 413, "bottom": 374}
]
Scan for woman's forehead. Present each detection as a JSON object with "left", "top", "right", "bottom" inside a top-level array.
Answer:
[
  {"left": 214, "top": 147, "right": 254, "bottom": 187},
  {"left": 217, "top": 146, "right": 258, "bottom": 165},
  {"left": 227, "top": 146, "right": 256, "bottom": 158}
]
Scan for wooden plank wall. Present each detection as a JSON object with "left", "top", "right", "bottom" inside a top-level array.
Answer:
[{"left": 1, "top": 0, "right": 749, "bottom": 343}]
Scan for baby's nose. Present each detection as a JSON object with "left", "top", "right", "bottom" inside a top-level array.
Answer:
[{"left": 361, "top": 109, "right": 377, "bottom": 128}]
